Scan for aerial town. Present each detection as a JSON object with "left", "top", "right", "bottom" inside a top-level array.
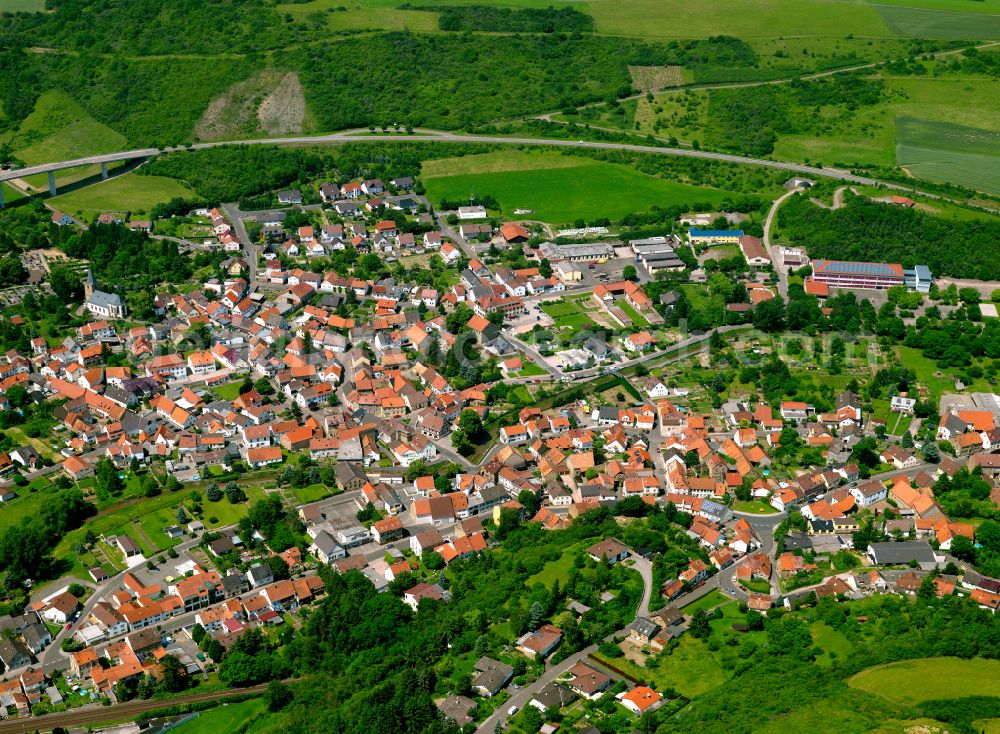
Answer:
[{"left": 0, "top": 168, "right": 998, "bottom": 734}]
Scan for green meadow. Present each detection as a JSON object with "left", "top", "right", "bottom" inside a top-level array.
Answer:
[
  {"left": 3, "top": 90, "right": 128, "bottom": 166},
  {"left": 422, "top": 150, "right": 732, "bottom": 224},
  {"left": 49, "top": 173, "right": 196, "bottom": 217},
  {"left": 849, "top": 657, "right": 1000, "bottom": 706}
]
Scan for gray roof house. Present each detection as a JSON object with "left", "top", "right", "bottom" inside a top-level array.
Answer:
[
  {"left": 311, "top": 530, "right": 346, "bottom": 564},
  {"left": 530, "top": 683, "right": 577, "bottom": 711},
  {"left": 472, "top": 657, "right": 514, "bottom": 697},
  {"left": 867, "top": 541, "right": 940, "bottom": 570}
]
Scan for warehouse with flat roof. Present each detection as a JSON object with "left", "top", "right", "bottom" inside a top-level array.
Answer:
[{"left": 812, "top": 260, "right": 905, "bottom": 290}]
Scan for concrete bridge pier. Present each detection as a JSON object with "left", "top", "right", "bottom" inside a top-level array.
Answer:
[
  {"left": 101, "top": 162, "right": 108, "bottom": 179},
  {"left": 48, "top": 171, "right": 57, "bottom": 196}
]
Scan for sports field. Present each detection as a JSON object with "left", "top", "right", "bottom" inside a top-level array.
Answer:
[
  {"left": 49, "top": 173, "right": 196, "bottom": 217},
  {"left": 422, "top": 150, "right": 731, "bottom": 225},
  {"left": 849, "top": 657, "right": 1000, "bottom": 705}
]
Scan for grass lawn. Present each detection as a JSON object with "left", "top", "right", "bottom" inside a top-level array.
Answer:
[
  {"left": 525, "top": 546, "right": 580, "bottom": 589},
  {"left": 885, "top": 411, "right": 912, "bottom": 437},
  {"left": 0, "top": 183, "right": 27, "bottom": 207},
  {"left": 171, "top": 698, "right": 266, "bottom": 734},
  {"left": 849, "top": 657, "right": 1000, "bottom": 706},
  {"left": 422, "top": 150, "right": 733, "bottom": 225},
  {"left": 201, "top": 486, "right": 269, "bottom": 528},
  {"left": 541, "top": 298, "right": 601, "bottom": 335},
  {"left": 211, "top": 381, "right": 245, "bottom": 401},
  {"left": 733, "top": 500, "right": 777, "bottom": 515},
  {"left": 292, "top": 483, "right": 334, "bottom": 504},
  {"left": 0, "top": 0, "right": 44, "bottom": 8},
  {"left": 680, "top": 589, "right": 730, "bottom": 615},
  {"left": 646, "top": 636, "right": 728, "bottom": 697},
  {"left": 517, "top": 360, "right": 548, "bottom": 377},
  {"left": 617, "top": 300, "right": 649, "bottom": 328},
  {"left": 50, "top": 173, "right": 196, "bottom": 218},
  {"left": 810, "top": 621, "right": 854, "bottom": 667},
  {"left": 738, "top": 578, "right": 772, "bottom": 594},
  {"left": 595, "top": 636, "right": 727, "bottom": 698}
]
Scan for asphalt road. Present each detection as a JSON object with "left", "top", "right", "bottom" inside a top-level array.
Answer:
[{"left": 0, "top": 130, "right": 933, "bottom": 198}]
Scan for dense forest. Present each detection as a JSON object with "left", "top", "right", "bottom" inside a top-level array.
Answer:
[
  {"left": 777, "top": 193, "right": 1000, "bottom": 280},
  {"left": 706, "top": 74, "right": 886, "bottom": 155},
  {"left": 416, "top": 4, "right": 596, "bottom": 33},
  {"left": 281, "top": 33, "right": 666, "bottom": 132},
  {"left": 1, "top": 0, "right": 308, "bottom": 55},
  {"left": 61, "top": 223, "right": 194, "bottom": 292}
]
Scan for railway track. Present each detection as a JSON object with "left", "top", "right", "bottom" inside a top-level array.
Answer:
[{"left": 0, "top": 682, "right": 269, "bottom": 734}]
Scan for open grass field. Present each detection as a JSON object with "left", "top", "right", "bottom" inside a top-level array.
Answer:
[
  {"left": 172, "top": 698, "right": 266, "bottom": 734},
  {"left": 0, "top": 183, "right": 26, "bottom": 207},
  {"left": 422, "top": 150, "right": 732, "bottom": 225},
  {"left": 849, "top": 657, "right": 1000, "bottom": 705},
  {"left": 278, "top": 0, "right": 441, "bottom": 33},
  {"left": 49, "top": 173, "right": 196, "bottom": 217},
  {"left": 0, "top": 0, "right": 44, "bottom": 11},
  {"left": 4, "top": 90, "right": 128, "bottom": 166}
]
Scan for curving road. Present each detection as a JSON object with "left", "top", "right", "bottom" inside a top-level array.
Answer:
[{"left": 0, "top": 129, "right": 932, "bottom": 197}]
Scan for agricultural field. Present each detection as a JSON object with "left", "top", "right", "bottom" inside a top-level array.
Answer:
[
  {"left": 849, "top": 657, "right": 1000, "bottom": 705},
  {"left": 423, "top": 150, "right": 732, "bottom": 225},
  {"left": 875, "top": 2, "right": 1000, "bottom": 38},
  {"left": 896, "top": 116, "right": 1000, "bottom": 195},
  {"left": 49, "top": 173, "right": 196, "bottom": 218},
  {"left": 275, "top": 0, "right": 1000, "bottom": 40}
]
